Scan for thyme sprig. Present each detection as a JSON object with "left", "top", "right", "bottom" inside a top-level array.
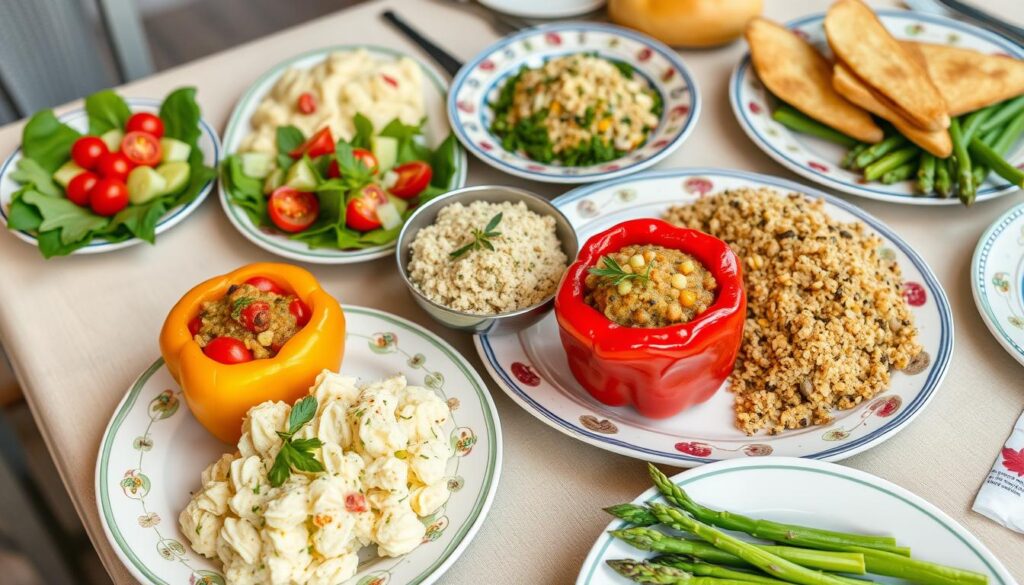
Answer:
[
  {"left": 589, "top": 255, "right": 652, "bottom": 285},
  {"left": 449, "top": 212, "right": 503, "bottom": 260}
]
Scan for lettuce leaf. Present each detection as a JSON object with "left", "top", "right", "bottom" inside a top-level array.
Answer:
[{"left": 85, "top": 89, "right": 131, "bottom": 135}]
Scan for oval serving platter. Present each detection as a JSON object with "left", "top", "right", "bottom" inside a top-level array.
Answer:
[
  {"left": 730, "top": 10, "right": 1024, "bottom": 205},
  {"left": 577, "top": 458, "right": 1014, "bottom": 584},
  {"left": 475, "top": 168, "right": 952, "bottom": 466},
  {"left": 96, "top": 306, "right": 501, "bottom": 585},
  {"left": 449, "top": 22, "right": 700, "bottom": 184},
  {"left": 0, "top": 98, "right": 220, "bottom": 254},
  {"left": 219, "top": 45, "right": 468, "bottom": 264}
]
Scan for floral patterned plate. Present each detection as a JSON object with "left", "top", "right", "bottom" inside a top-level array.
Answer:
[
  {"left": 730, "top": 10, "right": 1024, "bottom": 205},
  {"left": 96, "top": 306, "right": 501, "bottom": 585},
  {"left": 576, "top": 458, "right": 1014, "bottom": 584},
  {"left": 475, "top": 169, "right": 952, "bottom": 466},
  {"left": 448, "top": 23, "right": 700, "bottom": 184},
  {"left": 219, "top": 45, "right": 467, "bottom": 264},
  {"left": 972, "top": 203, "right": 1024, "bottom": 367}
]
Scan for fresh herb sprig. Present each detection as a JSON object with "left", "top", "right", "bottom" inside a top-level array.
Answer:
[
  {"left": 268, "top": 396, "right": 324, "bottom": 487},
  {"left": 589, "top": 255, "right": 652, "bottom": 285},
  {"left": 449, "top": 212, "right": 503, "bottom": 260}
]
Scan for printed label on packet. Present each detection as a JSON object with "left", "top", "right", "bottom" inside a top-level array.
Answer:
[{"left": 973, "top": 411, "right": 1024, "bottom": 533}]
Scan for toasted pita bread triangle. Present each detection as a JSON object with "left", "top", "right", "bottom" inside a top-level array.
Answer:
[
  {"left": 903, "top": 41, "right": 1024, "bottom": 116},
  {"left": 745, "top": 17, "right": 883, "bottom": 143},
  {"left": 833, "top": 62, "right": 952, "bottom": 158},
  {"left": 825, "top": 0, "right": 949, "bottom": 131}
]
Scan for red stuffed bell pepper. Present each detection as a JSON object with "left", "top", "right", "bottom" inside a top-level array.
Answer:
[{"left": 554, "top": 218, "right": 745, "bottom": 418}]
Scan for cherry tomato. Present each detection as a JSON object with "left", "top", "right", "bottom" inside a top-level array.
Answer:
[
  {"left": 345, "top": 184, "right": 388, "bottom": 231},
  {"left": 388, "top": 161, "right": 432, "bottom": 199},
  {"left": 70, "top": 136, "right": 108, "bottom": 169},
  {"left": 120, "top": 131, "right": 162, "bottom": 166},
  {"left": 238, "top": 301, "right": 271, "bottom": 333},
  {"left": 203, "top": 337, "right": 252, "bottom": 364},
  {"left": 289, "top": 298, "right": 311, "bottom": 327},
  {"left": 66, "top": 171, "right": 98, "bottom": 206},
  {"left": 268, "top": 187, "right": 319, "bottom": 233},
  {"left": 297, "top": 92, "right": 316, "bottom": 114},
  {"left": 327, "top": 148, "right": 378, "bottom": 178},
  {"left": 345, "top": 493, "right": 368, "bottom": 513},
  {"left": 96, "top": 152, "right": 134, "bottom": 181},
  {"left": 188, "top": 316, "right": 202, "bottom": 336},
  {"left": 89, "top": 178, "right": 129, "bottom": 216},
  {"left": 288, "top": 127, "right": 335, "bottom": 159},
  {"left": 125, "top": 112, "right": 164, "bottom": 138},
  {"left": 244, "top": 276, "right": 287, "bottom": 295}
]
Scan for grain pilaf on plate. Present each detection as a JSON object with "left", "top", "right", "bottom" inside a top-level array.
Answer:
[{"left": 663, "top": 188, "right": 923, "bottom": 435}]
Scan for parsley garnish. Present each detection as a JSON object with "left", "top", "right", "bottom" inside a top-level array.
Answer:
[
  {"left": 449, "top": 212, "right": 503, "bottom": 260},
  {"left": 231, "top": 296, "right": 256, "bottom": 320},
  {"left": 268, "top": 396, "right": 324, "bottom": 487},
  {"left": 588, "top": 255, "right": 653, "bottom": 286}
]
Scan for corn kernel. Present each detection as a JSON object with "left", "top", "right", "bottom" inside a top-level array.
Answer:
[
  {"left": 668, "top": 303, "right": 683, "bottom": 321},
  {"left": 643, "top": 250, "right": 656, "bottom": 262},
  {"left": 550, "top": 101, "right": 562, "bottom": 115},
  {"left": 671, "top": 273, "right": 687, "bottom": 290},
  {"left": 679, "top": 260, "right": 695, "bottom": 275},
  {"left": 629, "top": 254, "right": 646, "bottom": 269},
  {"left": 680, "top": 290, "right": 697, "bottom": 307},
  {"left": 597, "top": 117, "right": 612, "bottom": 132},
  {"left": 617, "top": 281, "right": 633, "bottom": 296}
]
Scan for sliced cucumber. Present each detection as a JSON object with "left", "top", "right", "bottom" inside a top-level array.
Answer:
[
  {"left": 100, "top": 129, "right": 124, "bottom": 152},
  {"left": 387, "top": 194, "right": 408, "bottom": 214},
  {"left": 53, "top": 161, "right": 86, "bottom": 188},
  {"left": 160, "top": 137, "right": 192, "bottom": 163},
  {"left": 284, "top": 158, "right": 318, "bottom": 191},
  {"left": 372, "top": 135, "right": 399, "bottom": 172},
  {"left": 239, "top": 152, "right": 272, "bottom": 178},
  {"left": 127, "top": 166, "right": 168, "bottom": 204},
  {"left": 156, "top": 161, "right": 190, "bottom": 197},
  {"left": 376, "top": 202, "right": 402, "bottom": 230},
  {"left": 263, "top": 168, "right": 284, "bottom": 195}
]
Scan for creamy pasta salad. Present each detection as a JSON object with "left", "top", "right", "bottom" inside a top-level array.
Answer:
[
  {"left": 179, "top": 372, "right": 453, "bottom": 585},
  {"left": 239, "top": 49, "right": 426, "bottom": 155}
]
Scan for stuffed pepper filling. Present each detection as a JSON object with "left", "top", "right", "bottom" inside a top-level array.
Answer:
[
  {"left": 585, "top": 244, "right": 718, "bottom": 328},
  {"left": 192, "top": 282, "right": 309, "bottom": 360}
]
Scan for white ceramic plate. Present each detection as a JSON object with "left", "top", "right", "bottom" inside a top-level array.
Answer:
[
  {"left": 730, "top": 10, "right": 1024, "bottom": 205},
  {"left": 972, "top": 202, "right": 1024, "bottom": 367},
  {"left": 219, "top": 46, "right": 468, "bottom": 264},
  {"left": 0, "top": 98, "right": 219, "bottom": 254},
  {"left": 449, "top": 23, "right": 700, "bottom": 184},
  {"left": 96, "top": 306, "right": 501, "bottom": 585},
  {"left": 576, "top": 458, "right": 1014, "bottom": 584},
  {"left": 478, "top": 0, "right": 606, "bottom": 19},
  {"left": 475, "top": 169, "right": 952, "bottom": 466}
]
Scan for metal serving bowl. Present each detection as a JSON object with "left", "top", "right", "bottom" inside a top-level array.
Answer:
[{"left": 396, "top": 185, "right": 579, "bottom": 334}]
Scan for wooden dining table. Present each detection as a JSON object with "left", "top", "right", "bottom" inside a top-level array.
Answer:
[{"left": 0, "top": 0, "right": 1021, "bottom": 582}]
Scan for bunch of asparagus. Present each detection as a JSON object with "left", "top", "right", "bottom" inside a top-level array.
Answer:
[
  {"left": 603, "top": 464, "right": 989, "bottom": 585},
  {"left": 772, "top": 95, "right": 1024, "bottom": 205}
]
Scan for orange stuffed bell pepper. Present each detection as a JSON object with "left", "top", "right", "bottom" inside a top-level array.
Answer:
[{"left": 160, "top": 263, "right": 345, "bottom": 443}]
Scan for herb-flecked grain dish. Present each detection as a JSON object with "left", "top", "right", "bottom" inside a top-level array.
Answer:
[{"left": 490, "top": 53, "right": 661, "bottom": 167}]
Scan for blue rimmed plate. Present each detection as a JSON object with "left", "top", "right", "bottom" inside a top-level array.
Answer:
[
  {"left": 577, "top": 458, "right": 1014, "bottom": 584},
  {"left": 0, "top": 98, "right": 219, "bottom": 254},
  {"left": 96, "top": 306, "right": 501, "bottom": 585},
  {"left": 448, "top": 23, "right": 700, "bottom": 184},
  {"left": 730, "top": 10, "right": 1024, "bottom": 205},
  {"left": 474, "top": 169, "right": 952, "bottom": 466},
  {"left": 219, "top": 45, "right": 468, "bottom": 264},
  {"left": 972, "top": 202, "right": 1024, "bottom": 367}
]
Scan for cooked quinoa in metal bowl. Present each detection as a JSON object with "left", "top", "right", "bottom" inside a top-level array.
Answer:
[
  {"left": 407, "top": 200, "right": 568, "bottom": 315},
  {"left": 490, "top": 53, "right": 662, "bottom": 166},
  {"left": 663, "top": 188, "right": 923, "bottom": 436}
]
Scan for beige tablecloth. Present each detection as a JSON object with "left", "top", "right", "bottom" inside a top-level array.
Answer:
[{"left": 0, "top": 0, "right": 1021, "bottom": 582}]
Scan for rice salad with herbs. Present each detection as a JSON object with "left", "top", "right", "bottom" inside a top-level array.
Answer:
[
  {"left": 407, "top": 200, "right": 568, "bottom": 315},
  {"left": 490, "top": 53, "right": 662, "bottom": 166}
]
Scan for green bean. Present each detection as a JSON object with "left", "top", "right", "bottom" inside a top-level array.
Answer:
[{"left": 772, "top": 105, "right": 858, "bottom": 147}]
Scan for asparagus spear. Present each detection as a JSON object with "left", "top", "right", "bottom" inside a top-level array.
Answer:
[
  {"left": 649, "top": 504, "right": 850, "bottom": 585},
  {"left": 841, "top": 143, "right": 869, "bottom": 170},
  {"left": 935, "top": 157, "right": 952, "bottom": 197},
  {"left": 855, "top": 135, "right": 908, "bottom": 169},
  {"left": 651, "top": 556, "right": 789, "bottom": 584},
  {"left": 881, "top": 160, "right": 918, "bottom": 184},
  {"left": 961, "top": 106, "right": 996, "bottom": 144},
  {"left": 864, "top": 147, "right": 920, "bottom": 182},
  {"left": 648, "top": 465, "right": 904, "bottom": 554},
  {"left": 916, "top": 153, "right": 936, "bottom": 194},
  {"left": 970, "top": 138, "right": 1024, "bottom": 188},
  {"left": 772, "top": 105, "right": 858, "bottom": 148},
  {"left": 607, "top": 559, "right": 756, "bottom": 585},
  {"left": 611, "top": 527, "right": 865, "bottom": 574},
  {"left": 979, "top": 95, "right": 1024, "bottom": 134},
  {"left": 950, "top": 118, "right": 976, "bottom": 204},
  {"left": 606, "top": 503, "right": 659, "bottom": 526},
  {"left": 846, "top": 546, "right": 988, "bottom": 585},
  {"left": 973, "top": 111, "right": 1024, "bottom": 187}
]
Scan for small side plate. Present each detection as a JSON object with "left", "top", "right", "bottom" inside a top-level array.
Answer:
[{"left": 972, "top": 202, "right": 1024, "bottom": 367}]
